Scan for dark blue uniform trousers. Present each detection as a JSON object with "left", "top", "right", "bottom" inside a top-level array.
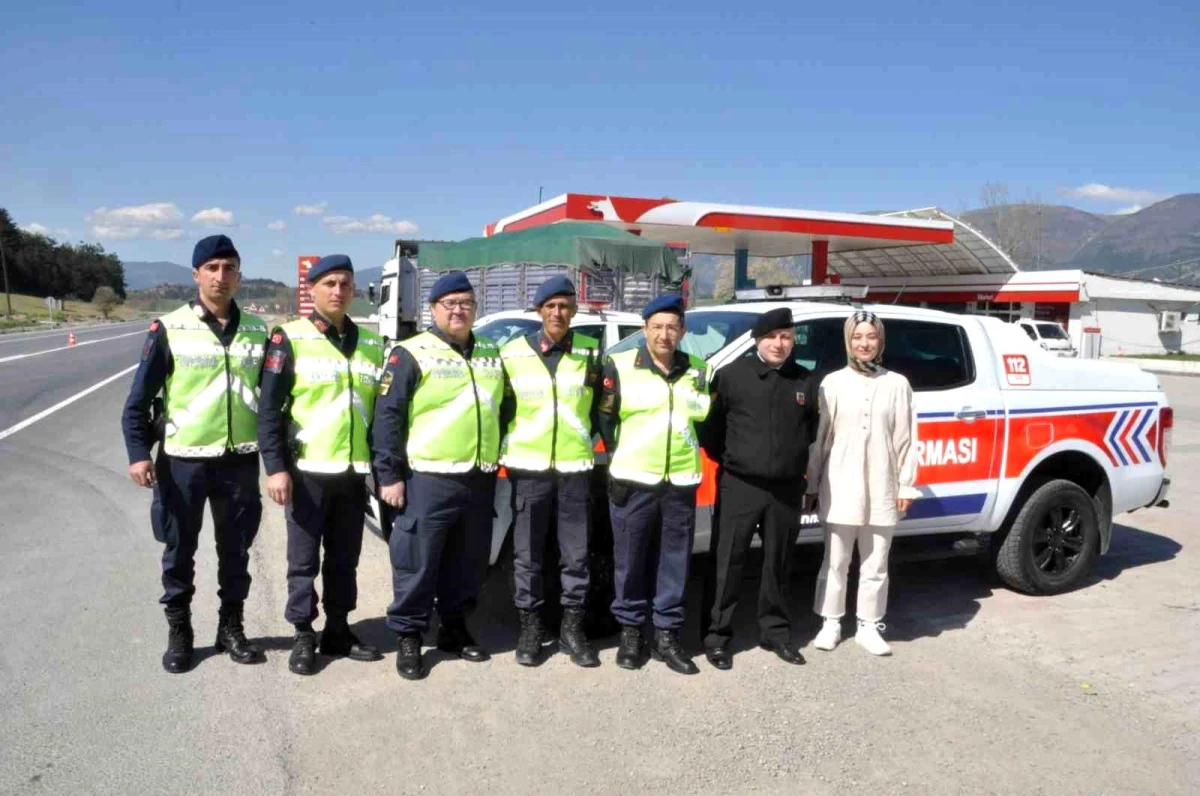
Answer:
[
  {"left": 386, "top": 470, "right": 496, "bottom": 635},
  {"left": 284, "top": 470, "right": 367, "bottom": 625},
  {"left": 610, "top": 485, "right": 697, "bottom": 631},
  {"left": 151, "top": 452, "right": 262, "bottom": 608},
  {"left": 510, "top": 471, "right": 590, "bottom": 611}
]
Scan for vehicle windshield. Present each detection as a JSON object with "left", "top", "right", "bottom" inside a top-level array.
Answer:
[
  {"left": 1036, "top": 322, "right": 1069, "bottom": 340},
  {"left": 474, "top": 317, "right": 540, "bottom": 347},
  {"left": 607, "top": 310, "right": 758, "bottom": 360}
]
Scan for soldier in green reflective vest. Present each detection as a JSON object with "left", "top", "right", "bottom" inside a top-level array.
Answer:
[
  {"left": 121, "top": 235, "right": 268, "bottom": 673},
  {"left": 596, "top": 294, "right": 713, "bottom": 675},
  {"left": 257, "top": 255, "right": 385, "bottom": 675},
  {"left": 498, "top": 276, "right": 602, "bottom": 668},
  {"left": 373, "top": 270, "right": 507, "bottom": 681}
]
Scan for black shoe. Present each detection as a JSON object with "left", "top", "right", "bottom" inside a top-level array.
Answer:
[
  {"left": 760, "top": 638, "right": 806, "bottom": 665},
  {"left": 395, "top": 634, "right": 425, "bottom": 680},
  {"left": 515, "top": 610, "right": 544, "bottom": 667},
  {"left": 435, "top": 620, "right": 489, "bottom": 662},
  {"left": 559, "top": 608, "right": 600, "bottom": 668},
  {"left": 162, "top": 607, "right": 194, "bottom": 674},
  {"left": 705, "top": 644, "right": 733, "bottom": 671},
  {"left": 615, "top": 625, "right": 644, "bottom": 670},
  {"left": 289, "top": 630, "right": 317, "bottom": 676},
  {"left": 214, "top": 602, "right": 265, "bottom": 664},
  {"left": 320, "top": 617, "right": 382, "bottom": 662},
  {"left": 651, "top": 629, "right": 699, "bottom": 675}
]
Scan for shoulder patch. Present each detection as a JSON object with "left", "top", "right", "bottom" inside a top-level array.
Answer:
[
  {"left": 389, "top": 353, "right": 399, "bottom": 365},
  {"left": 603, "top": 376, "right": 614, "bottom": 390},
  {"left": 264, "top": 351, "right": 286, "bottom": 373},
  {"left": 271, "top": 332, "right": 283, "bottom": 345},
  {"left": 149, "top": 320, "right": 160, "bottom": 332}
]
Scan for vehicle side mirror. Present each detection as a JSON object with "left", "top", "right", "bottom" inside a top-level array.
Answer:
[{"left": 368, "top": 282, "right": 376, "bottom": 302}]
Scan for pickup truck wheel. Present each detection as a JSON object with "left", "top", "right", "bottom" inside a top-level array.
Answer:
[{"left": 995, "top": 479, "right": 1100, "bottom": 595}]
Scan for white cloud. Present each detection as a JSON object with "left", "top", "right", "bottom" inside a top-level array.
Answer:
[
  {"left": 88, "top": 202, "right": 183, "bottom": 240},
  {"left": 293, "top": 202, "right": 328, "bottom": 216},
  {"left": 191, "top": 206, "right": 236, "bottom": 227},
  {"left": 322, "top": 213, "right": 419, "bottom": 235},
  {"left": 270, "top": 248, "right": 285, "bottom": 258},
  {"left": 266, "top": 219, "right": 287, "bottom": 231},
  {"left": 20, "top": 222, "right": 50, "bottom": 235},
  {"left": 1114, "top": 204, "right": 1143, "bottom": 215},
  {"left": 1061, "top": 183, "right": 1166, "bottom": 205}
]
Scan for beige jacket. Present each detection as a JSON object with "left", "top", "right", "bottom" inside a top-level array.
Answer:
[{"left": 806, "top": 366, "right": 920, "bottom": 526}]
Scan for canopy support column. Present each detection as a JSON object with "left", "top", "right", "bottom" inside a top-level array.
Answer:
[
  {"left": 733, "top": 247, "right": 754, "bottom": 291},
  {"left": 811, "top": 240, "right": 829, "bottom": 285}
]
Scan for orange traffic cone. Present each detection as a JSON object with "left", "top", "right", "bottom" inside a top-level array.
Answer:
[{"left": 68, "top": 331, "right": 77, "bottom": 347}]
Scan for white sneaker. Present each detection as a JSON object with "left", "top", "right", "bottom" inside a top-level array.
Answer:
[
  {"left": 813, "top": 618, "right": 842, "bottom": 651},
  {"left": 855, "top": 620, "right": 892, "bottom": 656}
]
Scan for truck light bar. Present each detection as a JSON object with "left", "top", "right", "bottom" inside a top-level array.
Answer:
[{"left": 733, "top": 284, "right": 869, "bottom": 301}]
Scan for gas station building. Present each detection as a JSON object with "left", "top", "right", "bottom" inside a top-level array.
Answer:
[{"left": 485, "top": 193, "right": 1200, "bottom": 357}]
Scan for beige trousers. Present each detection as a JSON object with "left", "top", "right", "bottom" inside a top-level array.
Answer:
[{"left": 814, "top": 523, "right": 895, "bottom": 622}]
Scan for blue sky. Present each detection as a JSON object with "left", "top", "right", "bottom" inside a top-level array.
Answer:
[{"left": 2, "top": 0, "right": 1197, "bottom": 283}]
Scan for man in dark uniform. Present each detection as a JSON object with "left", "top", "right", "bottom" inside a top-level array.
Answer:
[
  {"left": 373, "top": 271, "right": 507, "bottom": 681},
  {"left": 121, "top": 234, "right": 267, "bottom": 673},
  {"left": 257, "top": 254, "right": 385, "bottom": 675},
  {"left": 700, "top": 307, "right": 816, "bottom": 670},
  {"left": 498, "top": 276, "right": 602, "bottom": 668},
  {"left": 597, "top": 294, "right": 712, "bottom": 675}
]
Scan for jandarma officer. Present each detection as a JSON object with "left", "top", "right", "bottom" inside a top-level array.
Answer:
[
  {"left": 373, "top": 271, "right": 507, "bottom": 681},
  {"left": 257, "top": 254, "right": 385, "bottom": 675},
  {"left": 700, "top": 307, "right": 816, "bottom": 670},
  {"left": 121, "top": 234, "right": 267, "bottom": 673},
  {"left": 498, "top": 276, "right": 602, "bottom": 668},
  {"left": 597, "top": 294, "right": 712, "bottom": 675}
]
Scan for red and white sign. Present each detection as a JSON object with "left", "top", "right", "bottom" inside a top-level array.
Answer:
[
  {"left": 1004, "top": 354, "right": 1031, "bottom": 387},
  {"left": 297, "top": 255, "right": 318, "bottom": 316}
]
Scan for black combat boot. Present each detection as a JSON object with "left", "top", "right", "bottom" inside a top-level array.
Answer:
[
  {"left": 289, "top": 629, "right": 317, "bottom": 676},
  {"left": 559, "top": 608, "right": 600, "bottom": 668},
  {"left": 515, "top": 610, "right": 544, "bottom": 667},
  {"left": 436, "top": 617, "right": 489, "bottom": 662},
  {"left": 162, "top": 606, "right": 194, "bottom": 674},
  {"left": 651, "top": 629, "right": 699, "bottom": 675},
  {"left": 615, "top": 625, "right": 644, "bottom": 670},
  {"left": 395, "top": 634, "right": 425, "bottom": 680},
  {"left": 320, "top": 614, "right": 382, "bottom": 662},
  {"left": 215, "top": 602, "right": 265, "bottom": 664}
]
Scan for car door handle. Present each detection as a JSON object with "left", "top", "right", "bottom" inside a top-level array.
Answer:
[{"left": 956, "top": 408, "right": 987, "bottom": 422}]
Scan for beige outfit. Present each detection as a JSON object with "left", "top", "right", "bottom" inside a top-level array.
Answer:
[{"left": 807, "top": 366, "right": 919, "bottom": 621}]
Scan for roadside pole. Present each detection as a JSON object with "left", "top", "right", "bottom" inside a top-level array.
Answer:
[{"left": 0, "top": 235, "right": 12, "bottom": 317}]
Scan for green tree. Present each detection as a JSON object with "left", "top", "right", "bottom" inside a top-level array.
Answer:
[{"left": 92, "top": 285, "right": 120, "bottom": 319}]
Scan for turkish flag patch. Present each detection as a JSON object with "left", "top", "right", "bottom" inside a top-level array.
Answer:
[
  {"left": 603, "top": 377, "right": 614, "bottom": 389},
  {"left": 271, "top": 332, "right": 283, "bottom": 344},
  {"left": 149, "top": 320, "right": 160, "bottom": 332},
  {"left": 795, "top": 392, "right": 806, "bottom": 406},
  {"left": 265, "top": 352, "right": 285, "bottom": 373},
  {"left": 389, "top": 354, "right": 399, "bottom": 365}
]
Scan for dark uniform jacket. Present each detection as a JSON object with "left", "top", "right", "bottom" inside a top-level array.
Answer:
[{"left": 700, "top": 353, "right": 818, "bottom": 486}]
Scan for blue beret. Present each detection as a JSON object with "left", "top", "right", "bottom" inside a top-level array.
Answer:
[
  {"left": 192, "top": 235, "right": 239, "bottom": 269},
  {"left": 429, "top": 270, "right": 474, "bottom": 303},
  {"left": 307, "top": 254, "right": 354, "bottom": 283},
  {"left": 641, "top": 294, "right": 685, "bottom": 320},
  {"left": 533, "top": 276, "right": 576, "bottom": 307}
]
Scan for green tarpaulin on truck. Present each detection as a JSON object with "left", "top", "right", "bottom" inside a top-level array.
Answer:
[{"left": 415, "top": 222, "right": 687, "bottom": 285}]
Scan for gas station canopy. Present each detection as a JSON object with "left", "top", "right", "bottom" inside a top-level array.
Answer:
[{"left": 484, "top": 194, "right": 1020, "bottom": 281}]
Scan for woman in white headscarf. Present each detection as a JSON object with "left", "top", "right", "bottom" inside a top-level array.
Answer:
[{"left": 805, "top": 311, "right": 919, "bottom": 656}]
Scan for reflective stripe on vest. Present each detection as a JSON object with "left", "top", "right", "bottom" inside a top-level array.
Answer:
[
  {"left": 398, "top": 331, "right": 505, "bottom": 474},
  {"left": 283, "top": 319, "right": 384, "bottom": 474},
  {"left": 161, "top": 304, "right": 267, "bottom": 458},
  {"left": 607, "top": 349, "right": 712, "bottom": 486},
  {"left": 499, "top": 332, "right": 597, "bottom": 473}
]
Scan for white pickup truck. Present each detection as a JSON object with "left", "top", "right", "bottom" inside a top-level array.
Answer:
[{"left": 601, "top": 297, "right": 1172, "bottom": 594}]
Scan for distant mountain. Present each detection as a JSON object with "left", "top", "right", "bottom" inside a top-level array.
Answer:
[
  {"left": 355, "top": 266, "right": 383, "bottom": 288},
  {"left": 122, "top": 260, "right": 193, "bottom": 290},
  {"left": 959, "top": 194, "right": 1200, "bottom": 275}
]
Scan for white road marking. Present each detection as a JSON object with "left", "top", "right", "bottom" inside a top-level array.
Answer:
[
  {"left": 0, "top": 330, "right": 145, "bottom": 364},
  {"left": 0, "top": 363, "right": 139, "bottom": 442},
  {"left": 0, "top": 321, "right": 143, "bottom": 345}
]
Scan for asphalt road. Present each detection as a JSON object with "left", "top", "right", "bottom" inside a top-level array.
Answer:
[{"left": 0, "top": 329, "right": 1196, "bottom": 794}]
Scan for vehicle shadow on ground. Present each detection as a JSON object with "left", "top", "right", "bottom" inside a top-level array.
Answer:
[{"left": 1084, "top": 523, "right": 1181, "bottom": 585}]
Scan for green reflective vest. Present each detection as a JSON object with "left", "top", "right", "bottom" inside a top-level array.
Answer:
[
  {"left": 607, "top": 348, "right": 712, "bottom": 487},
  {"left": 399, "top": 330, "right": 505, "bottom": 474},
  {"left": 282, "top": 318, "right": 384, "bottom": 475},
  {"left": 499, "top": 331, "right": 599, "bottom": 473},
  {"left": 161, "top": 303, "right": 267, "bottom": 458}
]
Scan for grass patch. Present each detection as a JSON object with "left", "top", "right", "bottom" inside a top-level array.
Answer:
[{"left": 0, "top": 291, "right": 149, "bottom": 325}]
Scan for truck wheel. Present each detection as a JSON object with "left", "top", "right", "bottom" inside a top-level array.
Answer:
[{"left": 996, "top": 479, "right": 1100, "bottom": 594}]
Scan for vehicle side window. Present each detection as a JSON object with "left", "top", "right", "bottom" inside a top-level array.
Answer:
[
  {"left": 617, "top": 325, "right": 642, "bottom": 341},
  {"left": 882, "top": 319, "right": 974, "bottom": 392},
  {"left": 736, "top": 316, "right": 844, "bottom": 380},
  {"left": 1020, "top": 324, "right": 1037, "bottom": 341},
  {"left": 380, "top": 284, "right": 391, "bottom": 306},
  {"left": 572, "top": 324, "right": 606, "bottom": 350}
]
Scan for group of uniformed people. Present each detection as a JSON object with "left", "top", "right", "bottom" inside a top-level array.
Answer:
[{"left": 123, "top": 233, "right": 910, "bottom": 680}]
